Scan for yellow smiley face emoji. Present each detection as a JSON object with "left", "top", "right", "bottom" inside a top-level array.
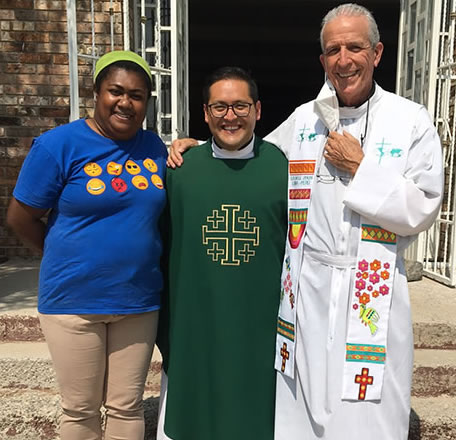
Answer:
[
  {"left": 84, "top": 162, "right": 102, "bottom": 176},
  {"left": 151, "top": 174, "right": 164, "bottom": 190},
  {"left": 125, "top": 159, "right": 141, "bottom": 175},
  {"left": 107, "top": 161, "right": 123, "bottom": 175},
  {"left": 132, "top": 175, "right": 149, "bottom": 190},
  {"left": 87, "top": 178, "right": 106, "bottom": 195},
  {"left": 143, "top": 158, "right": 158, "bottom": 173}
]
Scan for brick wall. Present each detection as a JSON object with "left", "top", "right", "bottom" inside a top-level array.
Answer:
[{"left": 0, "top": 0, "right": 125, "bottom": 258}]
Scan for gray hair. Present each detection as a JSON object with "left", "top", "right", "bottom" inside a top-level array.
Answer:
[{"left": 320, "top": 3, "right": 380, "bottom": 51}]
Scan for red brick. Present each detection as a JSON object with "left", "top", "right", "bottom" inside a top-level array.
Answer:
[
  {"left": 11, "top": 21, "right": 35, "bottom": 31},
  {"left": 0, "top": 41, "right": 24, "bottom": 52},
  {"left": 14, "top": 74, "right": 50, "bottom": 85},
  {"left": 39, "top": 107, "right": 70, "bottom": 118},
  {"left": 0, "top": 10, "right": 15, "bottom": 20},
  {"left": 36, "top": 64, "right": 69, "bottom": 75},
  {"left": 0, "top": 52, "right": 20, "bottom": 63},
  {"left": 34, "top": 0, "right": 66, "bottom": 10},
  {"left": 53, "top": 54, "right": 68, "bottom": 64},
  {"left": 35, "top": 21, "right": 66, "bottom": 32},
  {"left": 0, "top": 0, "right": 33, "bottom": 8},
  {"left": 8, "top": 31, "right": 50, "bottom": 43},
  {"left": 18, "top": 53, "right": 52, "bottom": 64},
  {"left": 48, "top": 11, "right": 67, "bottom": 22},
  {"left": 5, "top": 127, "right": 40, "bottom": 138},
  {"left": 14, "top": 10, "right": 49, "bottom": 22},
  {"left": 3, "top": 63, "right": 36, "bottom": 74}
]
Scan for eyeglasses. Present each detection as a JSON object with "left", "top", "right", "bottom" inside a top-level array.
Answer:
[
  {"left": 316, "top": 161, "right": 352, "bottom": 184},
  {"left": 207, "top": 102, "right": 254, "bottom": 118}
]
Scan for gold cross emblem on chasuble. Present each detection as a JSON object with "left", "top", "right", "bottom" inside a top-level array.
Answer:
[{"left": 202, "top": 204, "right": 260, "bottom": 266}]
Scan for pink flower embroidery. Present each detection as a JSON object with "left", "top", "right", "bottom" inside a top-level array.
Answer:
[
  {"left": 353, "top": 303, "right": 359, "bottom": 310},
  {"left": 369, "top": 272, "right": 380, "bottom": 284},
  {"left": 287, "top": 274, "right": 291, "bottom": 280},
  {"left": 367, "top": 285, "right": 373, "bottom": 291},
  {"left": 285, "top": 286, "right": 289, "bottom": 293},
  {"left": 372, "top": 290, "right": 379, "bottom": 298},
  {"left": 358, "top": 260, "right": 369, "bottom": 272},
  {"left": 356, "top": 272, "right": 362, "bottom": 278},
  {"left": 381, "top": 270, "right": 390, "bottom": 280},
  {"left": 355, "top": 291, "right": 361, "bottom": 297},
  {"left": 355, "top": 279, "right": 366, "bottom": 290},
  {"left": 384, "top": 263, "right": 390, "bottom": 269},
  {"left": 370, "top": 259, "right": 382, "bottom": 272},
  {"left": 379, "top": 284, "right": 389, "bottom": 296},
  {"left": 359, "top": 293, "right": 371, "bottom": 305}
]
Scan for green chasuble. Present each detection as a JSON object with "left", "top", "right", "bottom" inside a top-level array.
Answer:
[{"left": 159, "top": 137, "right": 287, "bottom": 440}]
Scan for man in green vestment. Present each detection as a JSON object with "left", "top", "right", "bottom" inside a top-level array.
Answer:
[{"left": 157, "top": 67, "right": 288, "bottom": 440}]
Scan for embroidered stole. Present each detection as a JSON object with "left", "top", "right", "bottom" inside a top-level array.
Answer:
[{"left": 275, "top": 94, "right": 409, "bottom": 402}]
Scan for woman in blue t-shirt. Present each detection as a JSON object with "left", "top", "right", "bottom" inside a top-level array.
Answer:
[{"left": 7, "top": 51, "right": 167, "bottom": 440}]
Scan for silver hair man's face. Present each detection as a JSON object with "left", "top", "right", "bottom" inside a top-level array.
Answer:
[{"left": 319, "top": 14, "right": 383, "bottom": 107}]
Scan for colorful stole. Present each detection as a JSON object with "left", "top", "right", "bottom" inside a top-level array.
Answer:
[
  {"left": 274, "top": 114, "right": 324, "bottom": 378},
  {"left": 275, "top": 88, "right": 411, "bottom": 401},
  {"left": 341, "top": 224, "right": 397, "bottom": 400}
]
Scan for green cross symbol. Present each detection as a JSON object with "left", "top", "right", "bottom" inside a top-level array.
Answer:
[{"left": 202, "top": 204, "right": 260, "bottom": 266}]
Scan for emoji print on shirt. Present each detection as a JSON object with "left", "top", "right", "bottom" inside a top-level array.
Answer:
[
  {"left": 111, "top": 177, "right": 127, "bottom": 193},
  {"left": 151, "top": 174, "right": 164, "bottom": 190},
  {"left": 132, "top": 175, "right": 149, "bottom": 190},
  {"left": 87, "top": 178, "right": 106, "bottom": 195},
  {"left": 125, "top": 160, "right": 141, "bottom": 175},
  {"left": 84, "top": 162, "right": 102, "bottom": 177},
  {"left": 107, "top": 161, "right": 123, "bottom": 176},
  {"left": 143, "top": 158, "right": 158, "bottom": 173}
]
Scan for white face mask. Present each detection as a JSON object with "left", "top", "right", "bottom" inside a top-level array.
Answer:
[{"left": 313, "top": 81, "right": 339, "bottom": 132}]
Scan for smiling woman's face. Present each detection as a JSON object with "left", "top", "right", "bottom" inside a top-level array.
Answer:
[{"left": 93, "top": 67, "right": 149, "bottom": 141}]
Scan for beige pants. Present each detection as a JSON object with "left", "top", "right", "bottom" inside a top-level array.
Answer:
[{"left": 39, "top": 311, "right": 158, "bottom": 440}]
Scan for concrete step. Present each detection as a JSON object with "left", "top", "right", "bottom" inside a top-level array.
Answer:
[
  {"left": 413, "top": 349, "right": 456, "bottom": 397},
  {"left": 0, "top": 342, "right": 162, "bottom": 440},
  {"left": 3, "top": 310, "right": 456, "bottom": 351},
  {"left": 2, "top": 342, "right": 456, "bottom": 440},
  {"left": 409, "top": 395, "right": 456, "bottom": 440},
  {"left": 410, "top": 277, "right": 456, "bottom": 349}
]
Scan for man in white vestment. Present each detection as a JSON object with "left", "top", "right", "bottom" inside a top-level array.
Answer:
[{"left": 167, "top": 3, "right": 444, "bottom": 439}]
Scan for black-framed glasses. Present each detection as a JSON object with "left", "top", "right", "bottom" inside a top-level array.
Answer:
[{"left": 207, "top": 102, "right": 254, "bottom": 118}]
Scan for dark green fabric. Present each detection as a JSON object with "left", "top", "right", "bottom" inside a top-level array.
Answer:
[{"left": 160, "top": 138, "right": 287, "bottom": 440}]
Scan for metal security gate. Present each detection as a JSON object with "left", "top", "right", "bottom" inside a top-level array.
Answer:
[
  {"left": 423, "top": 0, "right": 456, "bottom": 285},
  {"left": 396, "top": 0, "right": 456, "bottom": 286},
  {"left": 66, "top": 0, "right": 188, "bottom": 144}
]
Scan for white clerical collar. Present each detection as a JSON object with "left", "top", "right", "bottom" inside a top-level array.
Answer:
[
  {"left": 314, "top": 80, "right": 382, "bottom": 129},
  {"left": 211, "top": 135, "right": 255, "bottom": 159},
  {"left": 339, "top": 83, "right": 381, "bottom": 120}
]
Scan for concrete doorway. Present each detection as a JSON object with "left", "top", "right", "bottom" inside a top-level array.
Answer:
[{"left": 188, "top": 0, "right": 400, "bottom": 139}]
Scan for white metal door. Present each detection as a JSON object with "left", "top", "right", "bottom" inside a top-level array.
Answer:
[
  {"left": 423, "top": 0, "right": 456, "bottom": 285},
  {"left": 171, "top": 0, "right": 189, "bottom": 140},
  {"left": 397, "top": 0, "right": 456, "bottom": 286},
  {"left": 66, "top": 0, "right": 189, "bottom": 145}
]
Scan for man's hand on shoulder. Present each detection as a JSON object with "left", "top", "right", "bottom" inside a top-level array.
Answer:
[{"left": 167, "top": 138, "right": 199, "bottom": 169}]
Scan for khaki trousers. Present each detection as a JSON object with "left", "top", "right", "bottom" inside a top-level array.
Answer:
[{"left": 39, "top": 311, "right": 158, "bottom": 440}]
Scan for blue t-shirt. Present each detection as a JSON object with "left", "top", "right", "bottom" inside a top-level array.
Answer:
[{"left": 13, "top": 119, "right": 167, "bottom": 314}]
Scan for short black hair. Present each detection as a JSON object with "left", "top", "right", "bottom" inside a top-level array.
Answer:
[
  {"left": 94, "top": 60, "right": 152, "bottom": 97},
  {"left": 202, "top": 66, "right": 259, "bottom": 104}
]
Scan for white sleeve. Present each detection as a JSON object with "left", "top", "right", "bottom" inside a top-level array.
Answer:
[
  {"left": 264, "top": 111, "right": 297, "bottom": 160},
  {"left": 343, "top": 107, "right": 443, "bottom": 237}
]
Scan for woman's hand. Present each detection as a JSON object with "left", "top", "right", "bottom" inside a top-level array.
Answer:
[{"left": 6, "top": 198, "right": 48, "bottom": 254}]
